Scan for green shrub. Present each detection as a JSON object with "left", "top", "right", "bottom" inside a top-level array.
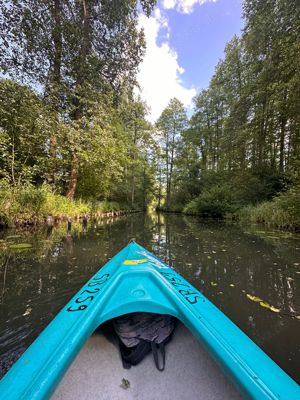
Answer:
[
  {"left": 184, "top": 184, "right": 237, "bottom": 218},
  {"left": 15, "top": 186, "right": 46, "bottom": 214},
  {"left": 238, "top": 185, "right": 300, "bottom": 230}
]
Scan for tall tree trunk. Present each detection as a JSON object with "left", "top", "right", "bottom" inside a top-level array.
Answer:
[
  {"left": 279, "top": 116, "right": 286, "bottom": 172},
  {"left": 165, "top": 132, "right": 170, "bottom": 209},
  {"left": 66, "top": 0, "right": 91, "bottom": 199},
  {"left": 158, "top": 164, "right": 162, "bottom": 209},
  {"left": 67, "top": 152, "right": 79, "bottom": 199},
  {"left": 279, "top": 90, "right": 287, "bottom": 173},
  {"left": 48, "top": 0, "right": 62, "bottom": 186},
  {"left": 131, "top": 121, "right": 137, "bottom": 207},
  {"left": 142, "top": 164, "right": 146, "bottom": 210},
  {"left": 167, "top": 125, "right": 176, "bottom": 209}
]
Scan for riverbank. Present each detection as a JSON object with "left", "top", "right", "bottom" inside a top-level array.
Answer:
[
  {"left": 157, "top": 184, "right": 300, "bottom": 232},
  {"left": 0, "top": 185, "right": 139, "bottom": 229}
]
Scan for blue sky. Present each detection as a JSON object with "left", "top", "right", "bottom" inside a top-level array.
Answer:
[{"left": 136, "top": 0, "right": 244, "bottom": 120}]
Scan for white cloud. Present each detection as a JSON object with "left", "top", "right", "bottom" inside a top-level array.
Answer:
[
  {"left": 136, "top": 9, "right": 196, "bottom": 122},
  {"left": 162, "top": 0, "right": 217, "bottom": 14}
]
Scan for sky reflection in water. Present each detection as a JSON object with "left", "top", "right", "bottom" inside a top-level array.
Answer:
[{"left": 0, "top": 212, "right": 299, "bottom": 382}]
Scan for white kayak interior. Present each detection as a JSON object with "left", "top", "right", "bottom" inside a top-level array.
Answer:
[{"left": 53, "top": 321, "right": 243, "bottom": 400}]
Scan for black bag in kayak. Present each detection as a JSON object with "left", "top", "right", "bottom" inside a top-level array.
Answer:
[{"left": 113, "top": 313, "right": 176, "bottom": 371}]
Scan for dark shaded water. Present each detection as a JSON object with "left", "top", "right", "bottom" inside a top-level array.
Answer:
[{"left": 0, "top": 212, "right": 299, "bottom": 383}]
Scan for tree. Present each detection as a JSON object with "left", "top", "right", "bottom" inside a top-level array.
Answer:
[
  {"left": 167, "top": 0, "right": 300, "bottom": 215},
  {"left": 0, "top": 0, "right": 157, "bottom": 199},
  {"left": 0, "top": 0, "right": 68, "bottom": 185},
  {"left": 0, "top": 80, "right": 49, "bottom": 185},
  {"left": 157, "top": 99, "right": 187, "bottom": 209}
]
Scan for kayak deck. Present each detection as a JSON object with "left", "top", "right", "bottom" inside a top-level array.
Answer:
[{"left": 53, "top": 321, "right": 242, "bottom": 400}]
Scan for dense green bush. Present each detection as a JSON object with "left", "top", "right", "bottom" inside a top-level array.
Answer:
[
  {"left": 239, "top": 185, "right": 300, "bottom": 230},
  {"left": 184, "top": 184, "right": 237, "bottom": 219}
]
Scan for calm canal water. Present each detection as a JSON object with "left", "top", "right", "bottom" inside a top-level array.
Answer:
[{"left": 0, "top": 212, "right": 299, "bottom": 383}]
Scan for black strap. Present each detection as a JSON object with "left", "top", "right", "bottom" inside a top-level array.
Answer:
[
  {"left": 151, "top": 341, "right": 165, "bottom": 372},
  {"left": 119, "top": 340, "right": 151, "bottom": 368},
  {"left": 119, "top": 338, "right": 168, "bottom": 371}
]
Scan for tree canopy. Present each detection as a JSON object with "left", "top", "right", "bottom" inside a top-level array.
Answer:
[
  {"left": 155, "top": 0, "right": 300, "bottom": 226},
  {"left": 0, "top": 0, "right": 299, "bottom": 230},
  {"left": 0, "top": 0, "right": 157, "bottom": 207}
]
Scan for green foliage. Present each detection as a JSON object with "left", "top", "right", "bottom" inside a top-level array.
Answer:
[
  {"left": 0, "top": 0, "right": 157, "bottom": 205},
  {"left": 154, "top": 1, "right": 300, "bottom": 231},
  {"left": 0, "top": 79, "right": 49, "bottom": 185},
  {"left": 157, "top": 98, "right": 188, "bottom": 209},
  {"left": 239, "top": 185, "right": 300, "bottom": 230},
  {"left": 0, "top": 184, "right": 130, "bottom": 227},
  {"left": 184, "top": 184, "right": 236, "bottom": 219}
]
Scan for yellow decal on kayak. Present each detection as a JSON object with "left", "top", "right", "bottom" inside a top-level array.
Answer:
[{"left": 123, "top": 259, "right": 147, "bottom": 265}]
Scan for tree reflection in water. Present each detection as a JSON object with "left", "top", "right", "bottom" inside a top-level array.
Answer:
[{"left": 0, "top": 212, "right": 299, "bottom": 382}]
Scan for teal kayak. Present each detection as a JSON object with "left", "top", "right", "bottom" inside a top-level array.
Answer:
[{"left": 0, "top": 241, "right": 299, "bottom": 399}]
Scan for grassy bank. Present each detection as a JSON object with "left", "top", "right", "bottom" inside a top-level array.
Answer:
[
  {"left": 238, "top": 186, "right": 300, "bottom": 231},
  {"left": 0, "top": 184, "right": 134, "bottom": 228},
  {"left": 157, "top": 184, "right": 300, "bottom": 232}
]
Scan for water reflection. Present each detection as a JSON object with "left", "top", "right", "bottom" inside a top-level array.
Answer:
[{"left": 0, "top": 212, "right": 299, "bottom": 382}]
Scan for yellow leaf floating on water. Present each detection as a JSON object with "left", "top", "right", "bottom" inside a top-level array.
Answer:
[
  {"left": 269, "top": 306, "right": 281, "bottom": 313},
  {"left": 246, "top": 294, "right": 280, "bottom": 312},
  {"left": 229, "top": 284, "right": 235, "bottom": 287},
  {"left": 210, "top": 282, "right": 217, "bottom": 286},
  {"left": 259, "top": 302, "right": 280, "bottom": 313},
  {"left": 246, "top": 294, "right": 263, "bottom": 303}
]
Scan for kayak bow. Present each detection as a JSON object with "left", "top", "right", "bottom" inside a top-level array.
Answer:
[{"left": 0, "top": 242, "right": 299, "bottom": 399}]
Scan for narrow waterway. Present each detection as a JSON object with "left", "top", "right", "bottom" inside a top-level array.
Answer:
[{"left": 0, "top": 212, "right": 299, "bottom": 383}]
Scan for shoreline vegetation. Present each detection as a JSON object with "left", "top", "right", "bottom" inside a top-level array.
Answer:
[
  {"left": 157, "top": 182, "right": 300, "bottom": 232},
  {"left": 0, "top": 1, "right": 299, "bottom": 234},
  {"left": 0, "top": 182, "right": 298, "bottom": 232},
  {"left": 0, "top": 185, "right": 141, "bottom": 229}
]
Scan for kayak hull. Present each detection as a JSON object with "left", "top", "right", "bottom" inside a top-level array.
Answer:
[{"left": 0, "top": 242, "right": 299, "bottom": 399}]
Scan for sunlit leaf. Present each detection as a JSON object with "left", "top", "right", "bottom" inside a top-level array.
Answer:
[
  {"left": 9, "top": 243, "right": 32, "bottom": 250},
  {"left": 23, "top": 307, "right": 32, "bottom": 316},
  {"left": 247, "top": 294, "right": 263, "bottom": 303},
  {"left": 259, "top": 301, "right": 280, "bottom": 313},
  {"left": 229, "top": 283, "right": 235, "bottom": 287},
  {"left": 210, "top": 282, "right": 217, "bottom": 286}
]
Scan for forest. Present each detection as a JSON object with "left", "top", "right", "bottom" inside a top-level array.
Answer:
[{"left": 0, "top": 0, "right": 299, "bottom": 231}]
